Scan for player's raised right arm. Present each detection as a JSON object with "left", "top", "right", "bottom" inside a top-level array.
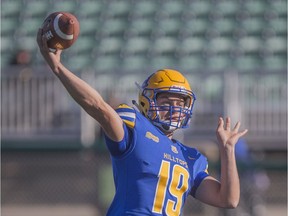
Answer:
[{"left": 36, "top": 28, "right": 124, "bottom": 142}]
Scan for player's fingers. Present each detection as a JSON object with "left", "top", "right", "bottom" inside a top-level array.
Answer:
[
  {"left": 55, "top": 49, "right": 62, "bottom": 55},
  {"left": 232, "top": 121, "right": 241, "bottom": 132},
  {"left": 36, "top": 28, "right": 43, "bottom": 46},
  {"left": 238, "top": 129, "right": 248, "bottom": 137},
  {"left": 217, "top": 117, "right": 224, "bottom": 131},
  {"left": 55, "top": 49, "right": 62, "bottom": 58},
  {"left": 225, "top": 117, "right": 231, "bottom": 131},
  {"left": 41, "top": 34, "right": 49, "bottom": 50}
]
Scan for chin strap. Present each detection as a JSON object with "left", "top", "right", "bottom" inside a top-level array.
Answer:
[{"left": 153, "top": 121, "right": 179, "bottom": 133}]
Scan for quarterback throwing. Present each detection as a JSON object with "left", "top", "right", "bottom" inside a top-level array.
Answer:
[{"left": 37, "top": 28, "right": 248, "bottom": 216}]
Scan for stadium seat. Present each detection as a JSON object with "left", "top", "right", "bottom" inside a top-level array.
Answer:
[
  {"left": 93, "top": 74, "right": 115, "bottom": 90},
  {"left": 213, "top": 1, "right": 239, "bottom": 18},
  {"left": 122, "top": 56, "right": 148, "bottom": 71},
  {"left": 206, "top": 55, "right": 232, "bottom": 71},
  {"left": 242, "top": 0, "right": 266, "bottom": 17},
  {"left": 266, "top": 18, "right": 287, "bottom": 37},
  {"left": 105, "top": 1, "right": 131, "bottom": 19},
  {"left": 205, "top": 37, "right": 235, "bottom": 56},
  {"left": 270, "top": 0, "right": 287, "bottom": 18},
  {"left": 99, "top": 19, "right": 127, "bottom": 37},
  {"left": 149, "top": 56, "right": 178, "bottom": 70},
  {"left": 1, "top": 36, "right": 16, "bottom": 53},
  {"left": 233, "top": 56, "right": 261, "bottom": 71},
  {"left": 115, "top": 74, "right": 144, "bottom": 92},
  {"left": 121, "top": 37, "right": 150, "bottom": 56},
  {"left": 180, "top": 19, "right": 209, "bottom": 37},
  {"left": 1, "top": 53, "right": 14, "bottom": 68},
  {"left": 239, "top": 18, "right": 265, "bottom": 36},
  {"left": 184, "top": 74, "right": 201, "bottom": 89},
  {"left": 203, "top": 75, "right": 223, "bottom": 99},
  {"left": 264, "top": 37, "right": 287, "bottom": 55},
  {"left": 158, "top": 1, "right": 184, "bottom": 18},
  {"left": 177, "top": 37, "right": 206, "bottom": 56},
  {"left": 153, "top": 18, "right": 182, "bottom": 37},
  {"left": 125, "top": 19, "right": 154, "bottom": 37},
  {"left": 263, "top": 56, "right": 287, "bottom": 71},
  {"left": 76, "top": 1, "right": 103, "bottom": 18},
  {"left": 70, "top": 37, "right": 96, "bottom": 55},
  {"left": 22, "top": 0, "right": 49, "bottom": 18},
  {"left": 93, "top": 55, "right": 121, "bottom": 72},
  {"left": 79, "top": 18, "right": 100, "bottom": 36},
  {"left": 150, "top": 37, "right": 178, "bottom": 56},
  {"left": 16, "top": 18, "right": 43, "bottom": 36},
  {"left": 65, "top": 55, "right": 92, "bottom": 71},
  {"left": 178, "top": 55, "right": 205, "bottom": 71},
  {"left": 130, "top": 1, "right": 157, "bottom": 18},
  {"left": 237, "top": 36, "right": 263, "bottom": 56},
  {"left": 185, "top": 1, "right": 211, "bottom": 18},
  {"left": 1, "top": 17, "right": 19, "bottom": 36},
  {"left": 1, "top": 0, "right": 22, "bottom": 17},
  {"left": 96, "top": 37, "right": 123, "bottom": 56},
  {"left": 16, "top": 36, "right": 38, "bottom": 52},
  {"left": 50, "top": 0, "right": 77, "bottom": 14},
  {"left": 211, "top": 19, "right": 236, "bottom": 36}
]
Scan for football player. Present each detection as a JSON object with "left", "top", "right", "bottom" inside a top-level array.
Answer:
[{"left": 37, "top": 29, "right": 248, "bottom": 216}]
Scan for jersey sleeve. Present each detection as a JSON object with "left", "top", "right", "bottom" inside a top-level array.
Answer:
[
  {"left": 115, "top": 104, "right": 136, "bottom": 129},
  {"left": 190, "top": 153, "right": 209, "bottom": 197},
  {"left": 104, "top": 104, "right": 136, "bottom": 157}
]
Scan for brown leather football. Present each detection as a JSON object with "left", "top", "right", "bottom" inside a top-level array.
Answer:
[{"left": 42, "top": 11, "right": 80, "bottom": 50}]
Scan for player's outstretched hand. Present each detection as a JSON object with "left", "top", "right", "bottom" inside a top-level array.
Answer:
[
  {"left": 216, "top": 117, "right": 248, "bottom": 149},
  {"left": 36, "top": 28, "right": 62, "bottom": 72}
]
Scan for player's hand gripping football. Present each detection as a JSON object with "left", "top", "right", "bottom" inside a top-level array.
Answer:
[
  {"left": 36, "top": 28, "right": 62, "bottom": 72},
  {"left": 216, "top": 117, "right": 248, "bottom": 149}
]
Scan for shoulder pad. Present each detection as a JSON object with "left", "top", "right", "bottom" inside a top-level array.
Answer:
[{"left": 116, "top": 104, "right": 136, "bottom": 128}]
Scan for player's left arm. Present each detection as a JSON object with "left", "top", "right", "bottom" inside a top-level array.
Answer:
[{"left": 194, "top": 117, "right": 248, "bottom": 208}]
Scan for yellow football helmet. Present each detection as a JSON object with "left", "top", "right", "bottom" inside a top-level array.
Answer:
[{"left": 136, "top": 69, "right": 196, "bottom": 132}]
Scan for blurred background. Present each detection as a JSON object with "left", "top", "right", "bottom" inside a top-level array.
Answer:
[{"left": 1, "top": 0, "right": 287, "bottom": 216}]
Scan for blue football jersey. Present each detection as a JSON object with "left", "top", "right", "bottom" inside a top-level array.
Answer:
[{"left": 104, "top": 104, "right": 209, "bottom": 216}]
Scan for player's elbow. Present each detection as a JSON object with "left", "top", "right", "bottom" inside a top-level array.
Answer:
[
  {"left": 217, "top": 194, "right": 239, "bottom": 209},
  {"left": 222, "top": 198, "right": 239, "bottom": 209},
  {"left": 227, "top": 202, "right": 238, "bottom": 209}
]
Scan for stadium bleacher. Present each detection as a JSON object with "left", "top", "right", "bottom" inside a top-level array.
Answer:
[{"left": 0, "top": 0, "right": 286, "bottom": 72}]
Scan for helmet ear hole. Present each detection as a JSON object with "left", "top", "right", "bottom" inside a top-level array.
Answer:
[{"left": 140, "top": 102, "right": 145, "bottom": 107}]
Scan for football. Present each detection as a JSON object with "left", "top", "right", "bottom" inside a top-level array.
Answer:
[{"left": 42, "top": 11, "right": 80, "bottom": 51}]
